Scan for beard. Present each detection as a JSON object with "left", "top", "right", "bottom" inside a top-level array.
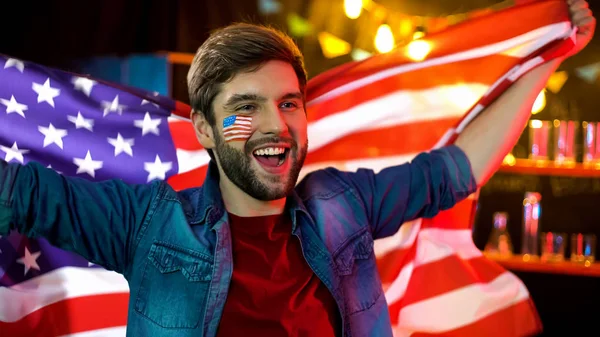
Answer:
[{"left": 213, "top": 130, "right": 307, "bottom": 201}]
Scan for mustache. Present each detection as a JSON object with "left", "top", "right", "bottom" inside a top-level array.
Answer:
[{"left": 245, "top": 137, "right": 296, "bottom": 152}]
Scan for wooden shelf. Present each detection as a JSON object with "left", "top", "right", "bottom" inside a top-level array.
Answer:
[
  {"left": 488, "top": 254, "right": 600, "bottom": 277},
  {"left": 498, "top": 159, "right": 600, "bottom": 178}
]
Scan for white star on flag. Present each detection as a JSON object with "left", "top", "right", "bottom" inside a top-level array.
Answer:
[
  {"left": 0, "top": 142, "right": 29, "bottom": 163},
  {"left": 144, "top": 155, "right": 173, "bottom": 182},
  {"left": 32, "top": 78, "right": 61, "bottom": 108},
  {"left": 108, "top": 133, "right": 135, "bottom": 157},
  {"left": 101, "top": 95, "right": 126, "bottom": 117},
  {"left": 72, "top": 76, "right": 97, "bottom": 97},
  {"left": 38, "top": 123, "right": 68, "bottom": 149},
  {"left": 3, "top": 58, "right": 25, "bottom": 72},
  {"left": 73, "top": 150, "right": 103, "bottom": 178},
  {"left": 134, "top": 112, "right": 161, "bottom": 136},
  {"left": 16, "top": 247, "right": 42, "bottom": 276},
  {"left": 1, "top": 95, "right": 28, "bottom": 118},
  {"left": 67, "top": 111, "right": 94, "bottom": 131}
]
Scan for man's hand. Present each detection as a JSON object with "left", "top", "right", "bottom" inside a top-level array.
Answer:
[{"left": 566, "top": 0, "right": 596, "bottom": 57}]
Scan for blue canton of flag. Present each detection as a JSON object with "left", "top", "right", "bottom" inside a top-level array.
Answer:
[{"left": 223, "top": 115, "right": 237, "bottom": 128}]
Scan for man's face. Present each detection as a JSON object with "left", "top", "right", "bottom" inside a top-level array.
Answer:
[{"left": 210, "top": 60, "right": 308, "bottom": 201}]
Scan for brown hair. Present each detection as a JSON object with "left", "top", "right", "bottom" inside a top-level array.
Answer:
[{"left": 187, "top": 22, "right": 307, "bottom": 126}]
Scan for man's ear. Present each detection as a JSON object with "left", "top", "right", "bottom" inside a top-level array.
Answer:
[{"left": 191, "top": 110, "right": 216, "bottom": 150}]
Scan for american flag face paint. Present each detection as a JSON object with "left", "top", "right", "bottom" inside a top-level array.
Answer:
[{"left": 222, "top": 115, "right": 253, "bottom": 142}]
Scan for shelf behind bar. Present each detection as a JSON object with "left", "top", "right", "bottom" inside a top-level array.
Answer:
[
  {"left": 488, "top": 254, "right": 600, "bottom": 277},
  {"left": 498, "top": 159, "right": 600, "bottom": 178}
]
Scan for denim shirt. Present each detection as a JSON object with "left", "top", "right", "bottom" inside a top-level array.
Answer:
[{"left": 0, "top": 145, "right": 476, "bottom": 337}]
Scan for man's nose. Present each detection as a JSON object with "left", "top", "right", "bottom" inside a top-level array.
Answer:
[{"left": 258, "top": 104, "right": 289, "bottom": 136}]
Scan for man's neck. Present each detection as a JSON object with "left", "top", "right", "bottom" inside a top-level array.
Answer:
[{"left": 219, "top": 178, "right": 286, "bottom": 217}]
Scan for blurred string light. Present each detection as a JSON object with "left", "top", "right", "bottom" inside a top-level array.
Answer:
[
  {"left": 405, "top": 26, "right": 431, "bottom": 62},
  {"left": 546, "top": 71, "right": 568, "bottom": 93},
  {"left": 344, "top": 0, "right": 363, "bottom": 19},
  {"left": 374, "top": 24, "right": 394, "bottom": 53},
  {"left": 412, "top": 26, "right": 426, "bottom": 40},
  {"left": 503, "top": 152, "right": 517, "bottom": 166},
  {"left": 258, "top": 0, "right": 281, "bottom": 15},
  {"left": 287, "top": 13, "right": 313, "bottom": 37},
  {"left": 531, "top": 90, "right": 546, "bottom": 114},
  {"left": 575, "top": 62, "right": 600, "bottom": 84},
  {"left": 351, "top": 48, "right": 372, "bottom": 61},
  {"left": 318, "top": 32, "right": 352, "bottom": 58}
]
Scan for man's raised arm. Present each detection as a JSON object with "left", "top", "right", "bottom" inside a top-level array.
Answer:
[
  {"left": 455, "top": 0, "right": 595, "bottom": 186},
  {"left": 0, "top": 159, "right": 162, "bottom": 275}
]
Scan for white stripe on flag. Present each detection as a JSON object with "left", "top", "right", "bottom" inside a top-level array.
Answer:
[
  {"left": 224, "top": 129, "right": 252, "bottom": 134},
  {"left": 57, "top": 326, "right": 127, "bottom": 337},
  {"left": 0, "top": 267, "right": 128, "bottom": 322},
  {"left": 383, "top": 261, "right": 415, "bottom": 306},
  {"left": 414, "top": 228, "right": 482, "bottom": 266},
  {"left": 374, "top": 219, "right": 421, "bottom": 257},
  {"left": 176, "top": 148, "right": 211, "bottom": 174}
]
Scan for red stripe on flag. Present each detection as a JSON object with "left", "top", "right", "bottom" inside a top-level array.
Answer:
[
  {"left": 169, "top": 120, "right": 199, "bottom": 151},
  {"left": 421, "top": 198, "right": 478, "bottom": 230},
  {"left": 377, "top": 246, "right": 415, "bottom": 286},
  {"left": 399, "top": 256, "right": 508, "bottom": 309},
  {"left": 173, "top": 101, "right": 192, "bottom": 119},
  {"left": 0, "top": 293, "right": 129, "bottom": 337},
  {"left": 304, "top": 118, "right": 459, "bottom": 165},
  {"left": 168, "top": 165, "right": 208, "bottom": 191}
]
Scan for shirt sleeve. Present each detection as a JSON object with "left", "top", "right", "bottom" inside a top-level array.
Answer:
[
  {"left": 333, "top": 145, "right": 477, "bottom": 239},
  {"left": 0, "top": 159, "right": 163, "bottom": 274}
]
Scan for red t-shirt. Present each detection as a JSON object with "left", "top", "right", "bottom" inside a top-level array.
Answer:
[{"left": 215, "top": 213, "right": 340, "bottom": 337}]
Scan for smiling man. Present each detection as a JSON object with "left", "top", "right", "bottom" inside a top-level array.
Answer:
[{"left": 0, "top": 1, "right": 595, "bottom": 336}]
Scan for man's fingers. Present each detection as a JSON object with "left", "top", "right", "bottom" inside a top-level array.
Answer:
[
  {"left": 570, "top": 0, "right": 589, "bottom": 11},
  {"left": 579, "top": 17, "right": 596, "bottom": 32},
  {"left": 572, "top": 8, "right": 594, "bottom": 24}
]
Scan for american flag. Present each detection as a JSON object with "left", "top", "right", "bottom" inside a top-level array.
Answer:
[
  {"left": 222, "top": 115, "right": 253, "bottom": 142},
  {"left": 0, "top": 1, "right": 575, "bottom": 336}
]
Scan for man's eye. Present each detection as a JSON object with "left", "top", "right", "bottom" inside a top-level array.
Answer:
[
  {"left": 237, "top": 104, "right": 255, "bottom": 111},
  {"left": 280, "top": 102, "right": 298, "bottom": 110}
]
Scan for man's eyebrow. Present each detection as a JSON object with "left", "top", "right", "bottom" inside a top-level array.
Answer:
[
  {"left": 280, "top": 92, "right": 303, "bottom": 101},
  {"left": 223, "top": 93, "right": 266, "bottom": 108}
]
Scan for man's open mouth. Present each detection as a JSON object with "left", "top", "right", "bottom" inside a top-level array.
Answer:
[{"left": 252, "top": 146, "right": 290, "bottom": 168}]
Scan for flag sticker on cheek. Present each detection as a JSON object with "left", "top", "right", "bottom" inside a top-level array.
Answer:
[{"left": 223, "top": 115, "right": 253, "bottom": 142}]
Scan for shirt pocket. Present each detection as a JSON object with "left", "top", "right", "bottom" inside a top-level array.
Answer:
[
  {"left": 135, "top": 241, "right": 213, "bottom": 329},
  {"left": 333, "top": 228, "right": 382, "bottom": 315}
]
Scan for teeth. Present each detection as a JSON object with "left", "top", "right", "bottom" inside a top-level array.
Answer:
[{"left": 254, "top": 147, "right": 285, "bottom": 156}]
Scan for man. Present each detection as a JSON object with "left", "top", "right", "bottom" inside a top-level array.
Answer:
[{"left": 0, "top": 1, "right": 594, "bottom": 336}]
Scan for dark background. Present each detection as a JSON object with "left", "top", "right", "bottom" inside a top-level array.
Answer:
[{"left": 2, "top": 0, "right": 600, "bottom": 335}]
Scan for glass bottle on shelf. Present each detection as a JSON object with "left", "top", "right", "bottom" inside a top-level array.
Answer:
[
  {"left": 522, "top": 192, "right": 541, "bottom": 261},
  {"left": 484, "top": 212, "right": 513, "bottom": 259}
]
